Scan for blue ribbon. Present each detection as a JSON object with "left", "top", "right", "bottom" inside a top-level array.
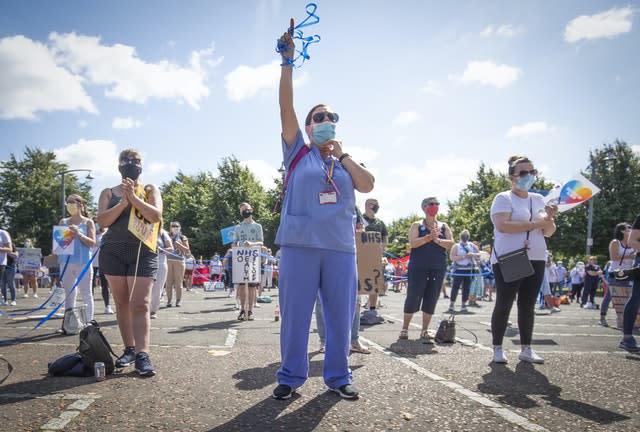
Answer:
[
  {"left": 0, "top": 251, "right": 97, "bottom": 346},
  {"left": 276, "top": 3, "right": 321, "bottom": 68}
]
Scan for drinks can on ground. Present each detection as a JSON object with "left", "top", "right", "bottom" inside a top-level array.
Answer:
[{"left": 94, "top": 362, "right": 106, "bottom": 381}]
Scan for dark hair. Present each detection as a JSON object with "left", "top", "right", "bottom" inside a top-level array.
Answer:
[
  {"left": 305, "top": 104, "right": 328, "bottom": 126},
  {"left": 508, "top": 155, "right": 532, "bottom": 175},
  {"left": 614, "top": 222, "right": 629, "bottom": 241}
]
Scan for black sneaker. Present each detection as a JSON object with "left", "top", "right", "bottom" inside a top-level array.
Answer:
[
  {"left": 135, "top": 352, "right": 156, "bottom": 377},
  {"left": 115, "top": 346, "right": 136, "bottom": 368},
  {"left": 237, "top": 310, "right": 246, "bottom": 321},
  {"left": 272, "top": 384, "right": 295, "bottom": 400},
  {"left": 329, "top": 383, "right": 359, "bottom": 399}
]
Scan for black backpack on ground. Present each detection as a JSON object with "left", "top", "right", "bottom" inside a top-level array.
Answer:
[{"left": 77, "top": 320, "right": 117, "bottom": 375}]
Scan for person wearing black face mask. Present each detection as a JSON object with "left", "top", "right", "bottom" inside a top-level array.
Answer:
[
  {"left": 361, "top": 198, "right": 388, "bottom": 319},
  {"left": 97, "top": 149, "right": 162, "bottom": 377},
  {"left": 231, "top": 202, "right": 264, "bottom": 321}
]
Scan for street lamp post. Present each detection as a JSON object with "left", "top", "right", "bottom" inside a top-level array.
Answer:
[
  {"left": 55, "top": 169, "right": 94, "bottom": 219},
  {"left": 585, "top": 155, "right": 615, "bottom": 256}
]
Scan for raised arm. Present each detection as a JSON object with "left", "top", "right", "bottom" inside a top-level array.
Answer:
[{"left": 278, "top": 19, "right": 300, "bottom": 146}]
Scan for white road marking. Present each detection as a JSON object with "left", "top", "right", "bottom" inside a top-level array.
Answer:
[
  {"left": 0, "top": 392, "right": 100, "bottom": 431},
  {"left": 359, "top": 336, "right": 548, "bottom": 432}
]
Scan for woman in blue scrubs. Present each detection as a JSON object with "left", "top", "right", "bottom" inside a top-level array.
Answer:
[{"left": 273, "top": 23, "right": 375, "bottom": 400}]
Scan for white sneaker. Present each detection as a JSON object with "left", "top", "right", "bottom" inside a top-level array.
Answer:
[
  {"left": 23, "top": 293, "right": 29, "bottom": 298},
  {"left": 519, "top": 347, "right": 544, "bottom": 364},
  {"left": 492, "top": 347, "right": 508, "bottom": 363},
  {"left": 33, "top": 293, "right": 38, "bottom": 298},
  {"left": 10, "top": 300, "right": 16, "bottom": 306},
  {"left": 550, "top": 307, "right": 561, "bottom": 313},
  {"left": 583, "top": 302, "right": 595, "bottom": 309},
  {"left": 104, "top": 305, "right": 114, "bottom": 314}
]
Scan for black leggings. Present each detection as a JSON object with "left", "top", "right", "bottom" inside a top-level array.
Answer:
[
  {"left": 491, "top": 260, "right": 545, "bottom": 346},
  {"left": 450, "top": 269, "right": 473, "bottom": 303}
]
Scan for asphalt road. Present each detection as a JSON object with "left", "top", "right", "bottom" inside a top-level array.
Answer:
[{"left": 1, "top": 285, "right": 639, "bottom": 432}]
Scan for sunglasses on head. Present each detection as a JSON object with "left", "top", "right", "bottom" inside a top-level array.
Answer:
[
  {"left": 425, "top": 202, "right": 440, "bottom": 207},
  {"left": 312, "top": 111, "right": 339, "bottom": 124},
  {"left": 514, "top": 169, "right": 538, "bottom": 177},
  {"left": 120, "top": 157, "right": 141, "bottom": 165}
]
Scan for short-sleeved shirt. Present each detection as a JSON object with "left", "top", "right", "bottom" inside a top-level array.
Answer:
[
  {"left": 0, "top": 229, "right": 11, "bottom": 266},
  {"left": 584, "top": 263, "right": 601, "bottom": 289},
  {"left": 363, "top": 215, "right": 388, "bottom": 242},
  {"left": 58, "top": 220, "right": 91, "bottom": 265},
  {"left": 232, "top": 221, "right": 264, "bottom": 244},
  {"left": 275, "top": 130, "right": 356, "bottom": 253},
  {"left": 490, "top": 191, "right": 548, "bottom": 264}
]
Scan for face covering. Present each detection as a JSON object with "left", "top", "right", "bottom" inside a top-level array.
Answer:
[
  {"left": 171, "top": 227, "right": 180, "bottom": 236},
  {"left": 242, "top": 210, "right": 253, "bottom": 219},
  {"left": 371, "top": 204, "right": 379, "bottom": 213},
  {"left": 515, "top": 174, "right": 536, "bottom": 192},
  {"left": 66, "top": 203, "right": 79, "bottom": 216},
  {"left": 426, "top": 205, "right": 439, "bottom": 217},
  {"left": 311, "top": 122, "right": 336, "bottom": 144},
  {"left": 460, "top": 234, "right": 469, "bottom": 242},
  {"left": 119, "top": 164, "right": 142, "bottom": 181},
  {"left": 24, "top": 241, "right": 32, "bottom": 248}
]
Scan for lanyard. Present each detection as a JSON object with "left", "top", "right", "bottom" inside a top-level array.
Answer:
[{"left": 312, "top": 150, "right": 341, "bottom": 195}]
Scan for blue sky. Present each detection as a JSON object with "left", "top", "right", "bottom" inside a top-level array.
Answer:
[{"left": 1, "top": 1, "right": 638, "bottom": 223}]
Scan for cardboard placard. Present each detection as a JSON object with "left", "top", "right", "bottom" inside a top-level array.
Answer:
[
  {"left": 357, "top": 231, "right": 384, "bottom": 294},
  {"left": 128, "top": 206, "right": 159, "bottom": 252},
  {"left": 232, "top": 246, "right": 261, "bottom": 284},
  {"left": 17, "top": 247, "right": 41, "bottom": 271}
]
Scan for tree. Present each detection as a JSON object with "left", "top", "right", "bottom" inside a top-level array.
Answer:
[
  {"left": 551, "top": 140, "right": 640, "bottom": 261},
  {"left": 0, "top": 147, "right": 91, "bottom": 255},
  {"left": 386, "top": 215, "right": 419, "bottom": 258}
]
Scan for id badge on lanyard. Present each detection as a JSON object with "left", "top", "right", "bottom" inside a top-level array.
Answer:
[{"left": 319, "top": 158, "right": 339, "bottom": 205}]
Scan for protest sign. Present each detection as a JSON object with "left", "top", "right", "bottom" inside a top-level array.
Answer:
[
  {"left": 232, "top": 246, "right": 261, "bottom": 284},
  {"left": 17, "top": 247, "right": 41, "bottom": 271},
  {"left": 357, "top": 231, "right": 384, "bottom": 295},
  {"left": 52, "top": 225, "right": 75, "bottom": 255}
]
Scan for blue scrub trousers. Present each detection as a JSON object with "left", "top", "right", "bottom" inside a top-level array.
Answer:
[{"left": 276, "top": 246, "right": 357, "bottom": 389}]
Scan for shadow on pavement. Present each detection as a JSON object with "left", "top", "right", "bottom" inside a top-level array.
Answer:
[
  {"left": 478, "top": 362, "right": 630, "bottom": 424},
  {"left": 167, "top": 319, "right": 242, "bottom": 334},
  {"left": 232, "top": 357, "right": 364, "bottom": 391},
  {"left": 207, "top": 391, "right": 341, "bottom": 432},
  {"left": 387, "top": 340, "right": 437, "bottom": 358}
]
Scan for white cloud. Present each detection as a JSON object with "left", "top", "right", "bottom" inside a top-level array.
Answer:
[
  {"left": 78, "top": 120, "right": 88, "bottom": 128},
  {"left": 347, "top": 146, "right": 379, "bottom": 165},
  {"left": 0, "top": 35, "right": 97, "bottom": 120},
  {"left": 50, "top": 32, "right": 220, "bottom": 109},
  {"left": 480, "top": 24, "right": 523, "bottom": 38},
  {"left": 505, "top": 121, "right": 550, "bottom": 138},
  {"left": 241, "top": 159, "right": 280, "bottom": 189},
  {"left": 112, "top": 116, "right": 141, "bottom": 129},
  {"left": 452, "top": 61, "right": 522, "bottom": 88},
  {"left": 224, "top": 60, "right": 308, "bottom": 102},
  {"left": 632, "top": 145, "right": 640, "bottom": 154},
  {"left": 564, "top": 6, "right": 633, "bottom": 43},
  {"left": 419, "top": 80, "right": 442, "bottom": 95},
  {"left": 393, "top": 111, "right": 420, "bottom": 126},
  {"left": 146, "top": 161, "right": 179, "bottom": 176},
  {"left": 54, "top": 139, "right": 120, "bottom": 179}
]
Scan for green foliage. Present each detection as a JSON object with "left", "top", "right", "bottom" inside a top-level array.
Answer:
[
  {"left": 0, "top": 148, "right": 92, "bottom": 255},
  {"left": 386, "top": 214, "right": 419, "bottom": 257}
]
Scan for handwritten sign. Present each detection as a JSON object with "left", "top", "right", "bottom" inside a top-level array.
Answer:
[
  {"left": 52, "top": 225, "right": 75, "bottom": 255},
  {"left": 357, "top": 231, "right": 384, "bottom": 294},
  {"left": 128, "top": 206, "right": 159, "bottom": 252},
  {"left": 232, "top": 246, "right": 261, "bottom": 284}
]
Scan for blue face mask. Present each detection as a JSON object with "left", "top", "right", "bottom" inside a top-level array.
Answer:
[
  {"left": 515, "top": 174, "right": 536, "bottom": 191},
  {"left": 311, "top": 122, "right": 336, "bottom": 144}
]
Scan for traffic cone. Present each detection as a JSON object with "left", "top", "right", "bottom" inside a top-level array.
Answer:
[{"left": 274, "top": 303, "right": 280, "bottom": 322}]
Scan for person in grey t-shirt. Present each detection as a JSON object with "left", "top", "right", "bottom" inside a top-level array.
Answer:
[{"left": 232, "top": 202, "right": 263, "bottom": 321}]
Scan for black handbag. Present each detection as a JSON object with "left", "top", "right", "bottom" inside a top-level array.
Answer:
[
  {"left": 612, "top": 245, "right": 640, "bottom": 282},
  {"left": 494, "top": 198, "right": 535, "bottom": 283},
  {"left": 435, "top": 315, "right": 456, "bottom": 343},
  {"left": 496, "top": 247, "right": 535, "bottom": 283}
]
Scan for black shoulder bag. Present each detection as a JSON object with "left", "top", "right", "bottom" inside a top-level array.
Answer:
[{"left": 494, "top": 198, "right": 535, "bottom": 283}]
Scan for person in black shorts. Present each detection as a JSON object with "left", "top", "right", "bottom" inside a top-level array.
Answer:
[{"left": 97, "top": 149, "right": 162, "bottom": 376}]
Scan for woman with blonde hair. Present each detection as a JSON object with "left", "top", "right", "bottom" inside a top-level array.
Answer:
[{"left": 98, "top": 149, "right": 162, "bottom": 376}]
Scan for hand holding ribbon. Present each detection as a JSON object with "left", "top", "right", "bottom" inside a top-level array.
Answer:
[{"left": 276, "top": 3, "right": 321, "bottom": 68}]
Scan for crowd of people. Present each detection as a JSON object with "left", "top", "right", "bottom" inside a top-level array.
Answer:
[{"left": 1, "top": 21, "right": 638, "bottom": 402}]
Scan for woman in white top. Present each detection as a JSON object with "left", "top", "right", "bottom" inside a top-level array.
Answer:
[
  {"left": 489, "top": 156, "right": 557, "bottom": 364},
  {"left": 601, "top": 222, "right": 635, "bottom": 327}
]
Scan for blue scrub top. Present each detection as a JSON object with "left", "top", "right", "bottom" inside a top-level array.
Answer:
[{"left": 275, "top": 130, "right": 356, "bottom": 253}]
